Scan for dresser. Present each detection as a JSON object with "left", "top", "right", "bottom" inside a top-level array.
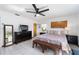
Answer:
[
  {"left": 66, "top": 34, "right": 78, "bottom": 45},
  {"left": 14, "top": 31, "right": 32, "bottom": 44}
]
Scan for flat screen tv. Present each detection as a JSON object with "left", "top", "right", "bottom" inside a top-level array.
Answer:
[{"left": 19, "top": 25, "right": 28, "bottom": 32}]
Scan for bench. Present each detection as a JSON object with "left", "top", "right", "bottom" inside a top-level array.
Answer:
[{"left": 32, "top": 39, "right": 61, "bottom": 54}]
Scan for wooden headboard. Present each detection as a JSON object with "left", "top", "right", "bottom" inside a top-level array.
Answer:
[{"left": 51, "top": 20, "right": 67, "bottom": 28}]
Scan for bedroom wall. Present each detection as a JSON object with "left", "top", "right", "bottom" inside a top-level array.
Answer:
[
  {"left": 37, "top": 14, "right": 79, "bottom": 36},
  {"left": 0, "top": 10, "right": 37, "bottom": 47}
]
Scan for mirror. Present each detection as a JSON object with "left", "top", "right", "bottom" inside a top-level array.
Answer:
[{"left": 4, "top": 25, "right": 13, "bottom": 47}]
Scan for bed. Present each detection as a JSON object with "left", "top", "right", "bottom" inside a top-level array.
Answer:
[
  {"left": 32, "top": 29, "right": 71, "bottom": 55},
  {"left": 32, "top": 20, "right": 72, "bottom": 54}
]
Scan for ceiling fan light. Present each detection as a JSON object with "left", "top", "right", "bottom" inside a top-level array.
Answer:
[{"left": 36, "top": 14, "right": 40, "bottom": 16}]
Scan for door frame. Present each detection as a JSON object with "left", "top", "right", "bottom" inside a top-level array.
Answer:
[{"left": 3, "top": 24, "right": 13, "bottom": 47}]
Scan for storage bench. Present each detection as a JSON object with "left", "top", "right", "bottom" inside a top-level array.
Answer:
[{"left": 32, "top": 39, "right": 61, "bottom": 54}]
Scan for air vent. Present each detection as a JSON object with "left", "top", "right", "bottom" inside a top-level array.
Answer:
[{"left": 14, "top": 13, "right": 20, "bottom": 16}]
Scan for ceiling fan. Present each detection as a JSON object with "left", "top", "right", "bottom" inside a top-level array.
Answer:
[{"left": 26, "top": 4, "right": 49, "bottom": 17}]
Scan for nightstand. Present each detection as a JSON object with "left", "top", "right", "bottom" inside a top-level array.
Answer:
[
  {"left": 66, "top": 34, "right": 78, "bottom": 45},
  {"left": 40, "top": 32, "right": 46, "bottom": 35}
]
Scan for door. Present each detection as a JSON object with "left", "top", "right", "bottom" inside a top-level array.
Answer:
[
  {"left": 33, "top": 23, "right": 37, "bottom": 37},
  {"left": 4, "top": 25, "right": 13, "bottom": 47}
]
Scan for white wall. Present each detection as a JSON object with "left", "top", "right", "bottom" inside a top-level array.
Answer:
[
  {"left": 0, "top": 10, "right": 37, "bottom": 47},
  {"left": 38, "top": 14, "right": 79, "bottom": 35}
]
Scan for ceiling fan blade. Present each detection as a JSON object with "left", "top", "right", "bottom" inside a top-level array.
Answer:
[
  {"left": 39, "top": 13, "right": 45, "bottom": 16},
  {"left": 26, "top": 11, "right": 36, "bottom": 13},
  {"left": 39, "top": 6, "right": 48, "bottom": 10},
  {"left": 39, "top": 9, "right": 49, "bottom": 13},
  {"left": 32, "top": 4, "right": 38, "bottom": 12}
]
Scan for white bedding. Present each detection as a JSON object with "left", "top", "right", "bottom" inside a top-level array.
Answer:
[{"left": 32, "top": 34, "right": 71, "bottom": 54}]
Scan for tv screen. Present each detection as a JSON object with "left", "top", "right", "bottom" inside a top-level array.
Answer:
[{"left": 20, "top": 25, "right": 28, "bottom": 32}]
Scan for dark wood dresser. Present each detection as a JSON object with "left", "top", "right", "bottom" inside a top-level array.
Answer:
[
  {"left": 14, "top": 31, "right": 32, "bottom": 44},
  {"left": 66, "top": 34, "right": 78, "bottom": 45}
]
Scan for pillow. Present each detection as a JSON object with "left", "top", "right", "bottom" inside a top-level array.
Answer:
[
  {"left": 53, "top": 29, "right": 65, "bottom": 35},
  {"left": 60, "top": 30, "right": 65, "bottom": 35},
  {"left": 47, "top": 30, "right": 54, "bottom": 34},
  {"left": 47, "top": 28, "right": 66, "bottom": 35},
  {"left": 53, "top": 30, "right": 58, "bottom": 35}
]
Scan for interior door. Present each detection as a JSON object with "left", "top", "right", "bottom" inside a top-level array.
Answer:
[
  {"left": 33, "top": 23, "right": 37, "bottom": 37},
  {"left": 4, "top": 25, "right": 13, "bottom": 47}
]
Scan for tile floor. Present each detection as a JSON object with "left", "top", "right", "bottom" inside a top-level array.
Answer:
[
  {"left": 0, "top": 40, "right": 79, "bottom": 55},
  {"left": 0, "top": 40, "right": 54, "bottom": 55}
]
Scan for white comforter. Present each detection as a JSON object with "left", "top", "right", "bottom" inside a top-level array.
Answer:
[{"left": 32, "top": 34, "right": 71, "bottom": 54}]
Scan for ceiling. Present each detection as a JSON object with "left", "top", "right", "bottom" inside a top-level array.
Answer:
[{"left": 0, "top": 4, "right": 79, "bottom": 20}]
